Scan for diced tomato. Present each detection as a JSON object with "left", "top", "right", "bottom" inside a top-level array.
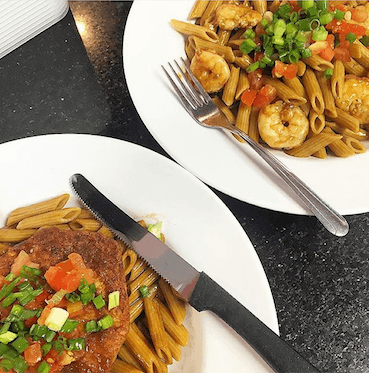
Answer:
[
  {"left": 56, "top": 258, "right": 74, "bottom": 273},
  {"left": 60, "top": 270, "right": 80, "bottom": 292},
  {"left": 326, "top": 34, "right": 335, "bottom": 49},
  {"left": 272, "top": 60, "right": 298, "bottom": 80},
  {"left": 248, "top": 68, "right": 264, "bottom": 90},
  {"left": 68, "top": 253, "right": 87, "bottom": 270},
  {"left": 79, "top": 268, "right": 95, "bottom": 285},
  {"left": 341, "top": 21, "right": 366, "bottom": 37},
  {"left": 37, "top": 303, "right": 54, "bottom": 325},
  {"left": 351, "top": 6, "right": 368, "bottom": 23},
  {"left": 11, "top": 250, "right": 30, "bottom": 276},
  {"left": 35, "top": 290, "right": 50, "bottom": 304},
  {"left": 320, "top": 47, "right": 335, "bottom": 62},
  {"left": 24, "top": 342, "right": 42, "bottom": 366},
  {"left": 334, "top": 47, "right": 351, "bottom": 62},
  {"left": 338, "top": 33, "right": 350, "bottom": 49},
  {"left": 288, "top": 0, "right": 300, "bottom": 11},
  {"left": 253, "top": 84, "right": 277, "bottom": 108},
  {"left": 241, "top": 89, "right": 257, "bottom": 106},
  {"left": 44, "top": 266, "right": 67, "bottom": 291}
]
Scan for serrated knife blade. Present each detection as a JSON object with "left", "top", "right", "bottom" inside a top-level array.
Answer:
[{"left": 70, "top": 173, "right": 320, "bottom": 373}]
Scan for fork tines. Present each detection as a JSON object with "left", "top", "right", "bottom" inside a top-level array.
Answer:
[{"left": 161, "top": 58, "right": 210, "bottom": 112}]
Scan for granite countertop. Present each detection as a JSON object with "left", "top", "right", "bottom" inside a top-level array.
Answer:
[{"left": 0, "top": 1, "right": 368, "bottom": 372}]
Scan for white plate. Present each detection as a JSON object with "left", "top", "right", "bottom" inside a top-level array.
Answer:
[
  {"left": 0, "top": 134, "right": 278, "bottom": 373},
  {"left": 123, "top": 0, "right": 369, "bottom": 216}
]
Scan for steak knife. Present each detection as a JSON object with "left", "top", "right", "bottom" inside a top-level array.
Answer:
[{"left": 70, "top": 173, "right": 320, "bottom": 373}]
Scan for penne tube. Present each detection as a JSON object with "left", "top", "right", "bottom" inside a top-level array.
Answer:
[
  {"left": 222, "top": 65, "right": 240, "bottom": 106},
  {"left": 128, "top": 258, "right": 146, "bottom": 283},
  {"left": 301, "top": 68, "right": 325, "bottom": 115},
  {"left": 331, "top": 60, "right": 345, "bottom": 100},
  {"left": 251, "top": 0, "right": 267, "bottom": 15},
  {"left": 97, "top": 225, "right": 114, "bottom": 238},
  {"left": 234, "top": 55, "right": 253, "bottom": 71},
  {"left": 118, "top": 345, "right": 143, "bottom": 370},
  {"left": 16, "top": 208, "right": 81, "bottom": 230},
  {"left": 188, "top": 36, "right": 235, "bottom": 63},
  {"left": 188, "top": 0, "right": 209, "bottom": 19},
  {"left": 235, "top": 70, "right": 250, "bottom": 100},
  {"left": 309, "top": 110, "right": 325, "bottom": 134},
  {"left": 6, "top": 194, "right": 69, "bottom": 227},
  {"left": 315, "top": 72, "right": 337, "bottom": 118},
  {"left": 199, "top": 0, "right": 222, "bottom": 28},
  {"left": 76, "top": 208, "right": 94, "bottom": 219},
  {"left": 323, "top": 127, "right": 355, "bottom": 157},
  {"left": 111, "top": 358, "right": 144, "bottom": 373},
  {"left": 264, "top": 76, "right": 306, "bottom": 106},
  {"left": 235, "top": 101, "right": 252, "bottom": 136},
  {"left": 327, "top": 108, "right": 360, "bottom": 133},
  {"left": 286, "top": 133, "right": 342, "bottom": 157},
  {"left": 343, "top": 58, "right": 367, "bottom": 77},
  {"left": 282, "top": 76, "right": 310, "bottom": 115},
  {"left": 122, "top": 248, "right": 138, "bottom": 277},
  {"left": 159, "top": 278, "right": 186, "bottom": 325},
  {"left": 156, "top": 299, "right": 189, "bottom": 347},
  {"left": 353, "top": 39, "right": 369, "bottom": 69},
  {"left": 342, "top": 136, "right": 367, "bottom": 154},
  {"left": 348, "top": 43, "right": 362, "bottom": 59},
  {"left": 313, "top": 146, "right": 327, "bottom": 159},
  {"left": 38, "top": 224, "right": 70, "bottom": 231},
  {"left": 129, "top": 284, "right": 158, "bottom": 323},
  {"left": 297, "top": 60, "right": 306, "bottom": 76},
  {"left": 325, "top": 121, "right": 368, "bottom": 141},
  {"left": 68, "top": 218, "right": 102, "bottom": 232},
  {"left": 125, "top": 324, "right": 168, "bottom": 373},
  {"left": 303, "top": 55, "right": 333, "bottom": 71},
  {"left": 0, "top": 228, "right": 36, "bottom": 243},
  {"left": 143, "top": 296, "right": 173, "bottom": 364},
  {"left": 170, "top": 19, "right": 218, "bottom": 42},
  {"left": 129, "top": 268, "right": 158, "bottom": 304},
  {"left": 217, "top": 28, "right": 231, "bottom": 45},
  {"left": 212, "top": 96, "right": 236, "bottom": 125},
  {"left": 248, "top": 106, "right": 260, "bottom": 143},
  {"left": 185, "top": 39, "right": 195, "bottom": 61},
  {"left": 166, "top": 331, "right": 182, "bottom": 362}
]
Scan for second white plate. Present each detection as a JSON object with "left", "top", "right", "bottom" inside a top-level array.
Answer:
[{"left": 123, "top": 0, "right": 369, "bottom": 216}]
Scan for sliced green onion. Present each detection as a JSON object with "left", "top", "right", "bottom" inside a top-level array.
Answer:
[
  {"left": 239, "top": 39, "right": 257, "bottom": 55},
  {"left": 60, "top": 319, "right": 79, "bottom": 333},
  {"left": 5, "top": 273, "right": 15, "bottom": 282},
  {"left": 2, "top": 294, "right": 18, "bottom": 308},
  {"left": 11, "top": 337, "right": 29, "bottom": 354},
  {"left": 296, "top": 19, "right": 311, "bottom": 31},
  {"left": 67, "top": 338, "right": 85, "bottom": 351},
  {"left": 13, "top": 355, "right": 28, "bottom": 373},
  {"left": 301, "top": 48, "right": 313, "bottom": 59},
  {"left": 307, "top": 6, "right": 319, "bottom": 19},
  {"left": 37, "top": 361, "right": 50, "bottom": 373},
  {"left": 334, "top": 9, "right": 345, "bottom": 21},
  {"left": 301, "top": 0, "right": 314, "bottom": 10},
  {"left": 139, "top": 285, "right": 150, "bottom": 298},
  {"left": 108, "top": 291, "right": 120, "bottom": 310},
  {"left": 261, "top": 18, "right": 269, "bottom": 28},
  {"left": 316, "top": 0, "right": 328, "bottom": 11},
  {"left": 98, "top": 315, "right": 114, "bottom": 330},
  {"left": 44, "top": 329, "right": 56, "bottom": 343},
  {"left": 85, "top": 320, "right": 101, "bottom": 333},
  {"left": 78, "top": 279, "right": 90, "bottom": 294},
  {"left": 277, "top": 2, "right": 291, "bottom": 17},
  {"left": 360, "top": 36, "right": 369, "bottom": 47},
  {"left": 41, "top": 342, "right": 52, "bottom": 356},
  {"left": 1, "top": 358, "right": 13, "bottom": 372},
  {"left": 346, "top": 32, "right": 356, "bottom": 44},
  {"left": 320, "top": 12, "right": 334, "bottom": 25},
  {"left": 246, "top": 61, "right": 260, "bottom": 73},
  {"left": 312, "top": 26, "right": 328, "bottom": 41},
  {"left": 288, "top": 50, "right": 301, "bottom": 64},
  {"left": 66, "top": 292, "right": 80, "bottom": 303},
  {"left": 243, "top": 28, "right": 255, "bottom": 39},
  {"left": 289, "top": 11, "right": 298, "bottom": 23},
  {"left": 0, "top": 277, "right": 21, "bottom": 300},
  {"left": 0, "top": 331, "right": 17, "bottom": 344},
  {"left": 20, "top": 265, "right": 41, "bottom": 281},
  {"left": 92, "top": 294, "right": 105, "bottom": 310},
  {"left": 29, "top": 324, "right": 48, "bottom": 340},
  {"left": 323, "top": 68, "right": 334, "bottom": 79}
]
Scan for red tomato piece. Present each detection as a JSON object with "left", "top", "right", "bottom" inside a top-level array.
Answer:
[
  {"left": 24, "top": 342, "right": 42, "bottom": 366},
  {"left": 283, "top": 64, "right": 298, "bottom": 79},
  {"left": 253, "top": 84, "right": 277, "bottom": 108},
  {"left": 320, "top": 47, "right": 335, "bottom": 62},
  {"left": 272, "top": 61, "right": 298, "bottom": 80},
  {"left": 326, "top": 34, "right": 335, "bottom": 49},
  {"left": 351, "top": 6, "right": 368, "bottom": 23},
  {"left": 68, "top": 253, "right": 87, "bottom": 270},
  {"left": 60, "top": 270, "right": 80, "bottom": 292},
  {"left": 56, "top": 259, "right": 74, "bottom": 273},
  {"left": 241, "top": 89, "right": 257, "bottom": 106},
  {"left": 334, "top": 47, "right": 351, "bottom": 62},
  {"left": 79, "top": 268, "right": 95, "bottom": 285},
  {"left": 248, "top": 69, "right": 264, "bottom": 90},
  {"left": 44, "top": 266, "right": 67, "bottom": 291},
  {"left": 11, "top": 250, "right": 30, "bottom": 276}
]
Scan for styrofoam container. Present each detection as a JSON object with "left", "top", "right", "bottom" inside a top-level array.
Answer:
[{"left": 0, "top": 0, "right": 69, "bottom": 59}]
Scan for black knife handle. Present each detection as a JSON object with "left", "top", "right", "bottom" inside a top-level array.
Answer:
[{"left": 189, "top": 272, "right": 320, "bottom": 373}]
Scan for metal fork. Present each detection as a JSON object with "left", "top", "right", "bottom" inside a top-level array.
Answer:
[{"left": 162, "top": 58, "right": 349, "bottom": 237}]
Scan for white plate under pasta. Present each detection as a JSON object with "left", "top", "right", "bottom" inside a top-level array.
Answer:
[
  {"left": 0, "top": 134, "right": 278, "bottom": 373},
  {"left": 123, "top": 0, "right": 369, "bottom": 216}
]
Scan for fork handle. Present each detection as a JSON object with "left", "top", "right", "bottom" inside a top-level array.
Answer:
[{"left": 232, "top": 128, "right": 348, "bottom": 237}]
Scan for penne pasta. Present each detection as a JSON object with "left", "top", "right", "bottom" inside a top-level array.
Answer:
[
  {"left": 222, "top": 65, "right": 240, "bottom": 106},
  {"left": 343, "top": 58, "right": 367, "bottom": 77},
  {"left": 323, "top": 127, "right": 355, "bottom": 157},
  {"left": 309, "top": 110, "right": 325, "bottom": 134},
  {"left": 6, "top": 194, "right": 69, "bottom": 227},
  {"left": 251, "top": 0, "right": 267, "bottom": 15},
  {"left": 16, "top": 208, "right": 81, "bottom": 230},
  {"left": 159, "top": 278, "right": 186, "bottom": 325},
  {"left": 118, "top": 345, "right": 143, "bottom": 370},
  {"left": 199, "top": 0, "right": 222, "bottom": 28},
  {"left": 170, "top": 19, "right": 218, "bottom": 42},
  {"left": 327, "top": 108, "right": 360, "bottom": 133},
  {"left": 68, "top": 218, "right": 102, "bottom": 232},
  {"left": 301, "top": 68, "right": 325, "bottom": 115},
  {"left": 235, "top": 70, "right": 250, "bottom": 100},
  {"left": 331, "top": 60, "right": 345, "bottom": 100},
  {"left": 303, "top": 55, "right": 334, "bottom": 71},
  {"left": 212, "top": 96, "right": 236, "bottom": 125},
  {"left": 111, "top": 359, "right": 144, "bottom": 373},
  {"left": 248, "top": 106, "right": 260, "bottom": 143},
  {"left": 0, "top": 228, "right": 36, "bottom": 243},
  {"left": 188, "top": 0, "right": 210, "bottom": 19},
  {"left": 286, "top": 133, "right": 342, "bottom": 157},
  {"left": 342, "top": 136, "right": 367, "bottom": 154},
  {"left": 315, "top": 71, "right": 337, "bottom": 118},
  {"left": 235, "top": 101, "right": 252, "bottom": 136}
]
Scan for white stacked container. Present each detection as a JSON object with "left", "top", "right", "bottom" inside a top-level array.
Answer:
[{"left": 0, "top": 0, "right": 69, "bottom": 59}]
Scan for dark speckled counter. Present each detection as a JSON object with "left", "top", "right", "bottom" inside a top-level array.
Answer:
[{"left": 1, "top": 2, "right": 368, "bottom": 372}]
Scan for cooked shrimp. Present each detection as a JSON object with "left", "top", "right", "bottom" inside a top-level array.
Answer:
[
  {"left": 214, "top": 4, "right": 262, "bottom": 30},
  {"left": 335, "top": 76, "right": 369, "bottom": 124},
  {"left": 190, "top": 49, "right": 230, "bottom": 93},
  {"left": 258, "top": 101, "right": 309, "bottom": 149}
]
